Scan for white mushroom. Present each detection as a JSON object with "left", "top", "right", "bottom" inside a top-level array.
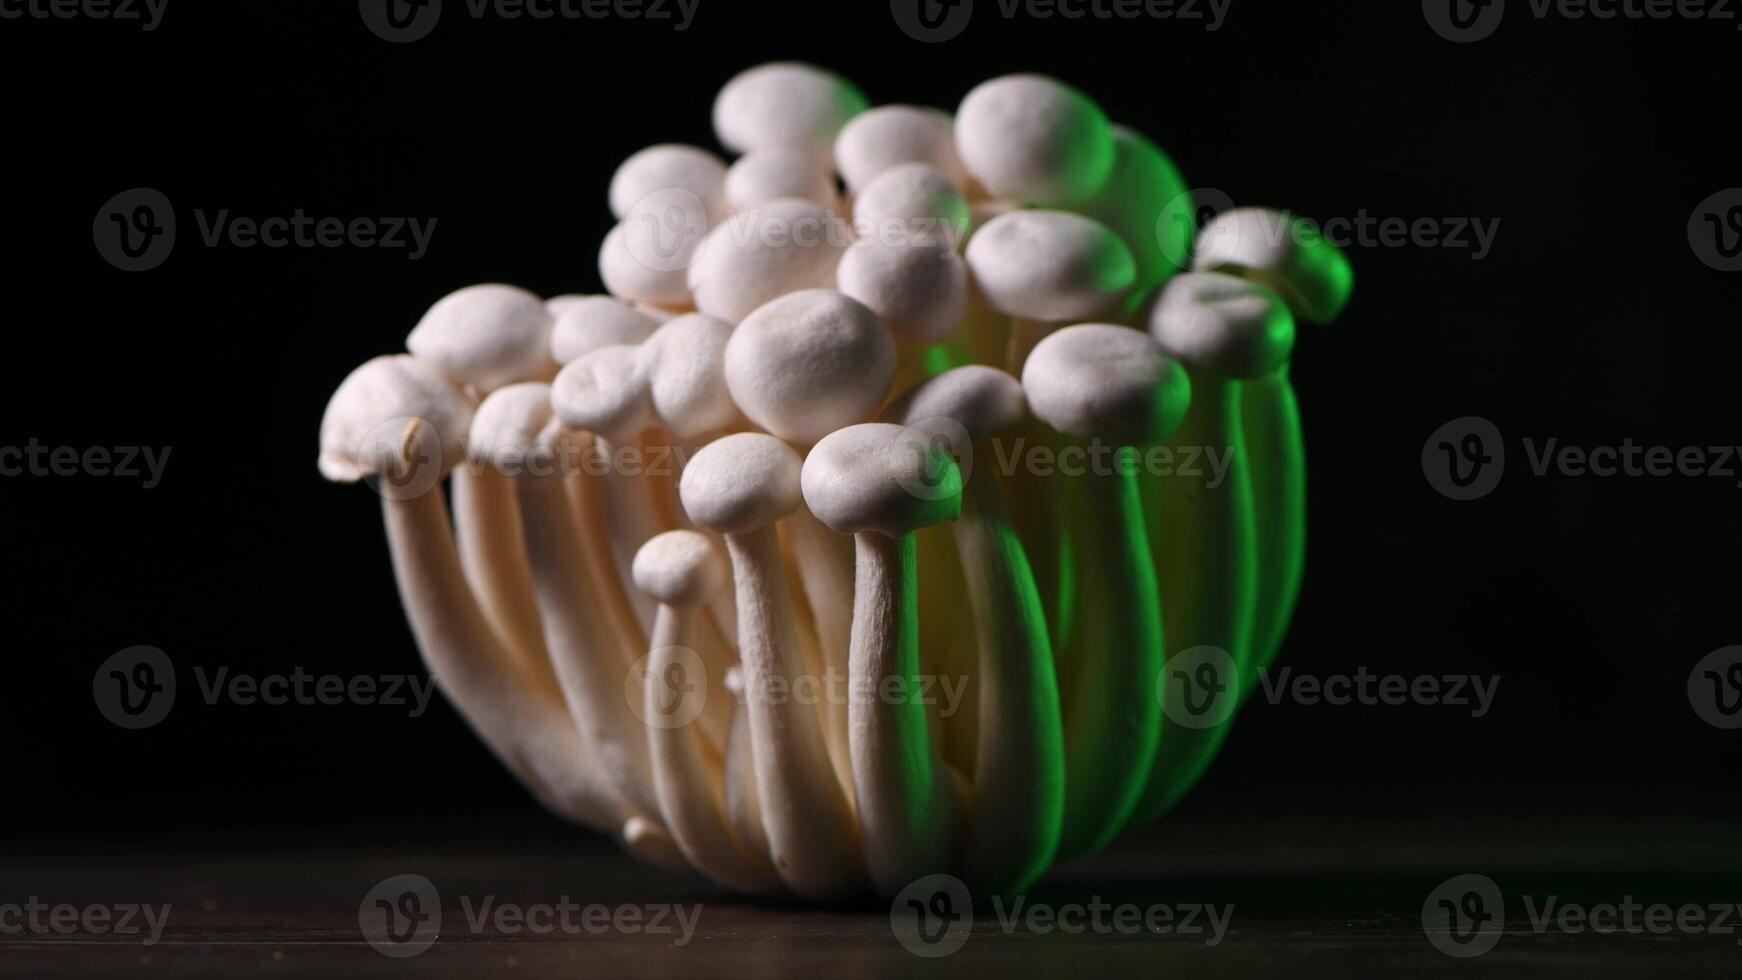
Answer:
[
  {"left": 800, "top": 423, "right": 965, "bottom": 895},
  {"left": 609, "top": 143, "right": 729, "bottom": 224},
  {"left": 954, "top": 74, "right": 1115, "bottom": 207},
  {"left": 1021, "top": 324, "right": 1190, "bottom": 857},
  {"left": 884, "top": 367, "right": 1064, "bottom": 896},
  {"left": 632, "top": 530, "right": 781, "bottom": 893},
  {"left": 834, "top": 105, "right": 967, "bottom": 193},
  {"left": 723, "top": 288, "right": 896, "bottom": 447},
  {"left": 1190, "top": 207, "right": 1356, "bottom": 325},
  {"left": 836, "top": 238, "right": 967, "bottom": 350},
  {"left": 724, "top": 147, "right": 840, "bottom": 211},
  {"left": 549, "top": 295, "right": 660, "bottom": 365},
  {"left": 686, "top": 199, "right": 850, "bottom": 323},
  {"left": 964, "top": 209, "right": 1135, "bottom": 371},
  {"left": 851, "top": 163, "right": 972, "bottom": 253},
  {"left": 679, "top": 433, "right": 866, "bottom": 900},
  {"left": 713, "top": 62, "right": 868, "bottom": 155},
  {"left": 638, "top": 313, "right": 744, "bottom": 441},
  {"left": 599, "top": 214, "right": 702, "bottom": 310},
  {"left": 406, "top": 283, "right": 556, "bottom": 391}
]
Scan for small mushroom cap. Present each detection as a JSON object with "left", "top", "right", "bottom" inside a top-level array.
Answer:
[
  {"left": 1021, "top": 324, "right": 1191, "bottom": 446},
  {"left": 608, "top": 143, "right": 728, "bottom": 223},
  {"left": 318, "top": 355, "right": 474, "bottom": 482},
  {"left": 965, "top": 210, "right": 1135, "bottom": 322},
  {"left": 724, "top": 289, "right": 896, "bottom": 446},
  {"left": 599, "top": 217, "right": 702, "bottom": 309},
  {"left": 851, "top": 163, "right": 972, "bottom": 251},
  {"left": 545, "top": 293, "right": 593, "bottom": 318},
  {"left": 836, "top": 238, "right": 968, "bottom": 349},
  {"left": 633, "top": 530, "right": 731, "bottom": 608},
  {"left": 551, "top": 345, "right": 653, "bottom": 443},
  {"left": 679, "top": 432, "right": 804, "bottom": 535},
  {"left": 884, "top": 365, "right": 1026, "bottom": 441},
  {"left": 1145, "top": 272, "right": 1296, "bottom": 380},
  {"left": 638, "top": 313, "right": 743, "bottom": 439},
  {"left": 724, "top": 147, "right": 839, "bottom": 211},
  {"left": 468, "top": 382, "right": 567, "bottom": 471},
  {"left": 834, "top": 105, "right": 967, "bottom": 193},
  {"left": 550, "top": 296, "right": 660, "bottom": 365},
  {"left": 954, "top": 74, "right": 1115, "bottom": 207},
  {"left": 713, "top": 62, "right": 869, "bottom": 155},
  {"left": 686, "top": 198, "right": 849, "bottom": 323},
  {"left": 1081, "top": 125, "right": 1192, "bottom": 293},
  {"left": 801, "top": 423, "right": 962, "bottom": 539},
  {"left": 406, "top": 283, "right": 555, "bottom": 392},
  {"left": 1191, "top": 207, "right": 1355, "bottom": 325}
]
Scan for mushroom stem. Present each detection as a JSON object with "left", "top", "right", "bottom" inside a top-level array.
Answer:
[
  {"left": 780, "top": 507, "right": 857, "bottom": 795},
  {"left": 848, "top": 530, "right": 963, "bottom": 895},
  {"left": 449, "top": 465, "right": 556, "bottom": 692},
  {"left": 564, "top": 444, "right": 648, "bottom": 665},
  {"left": 599, "top": 433, "right": 664, "bottom": 633},
  {"left": 1242, "top": 366, "right": 1305, "bottom": 688},
  {"left": 955, "top": 445, "right": 1064, "bottom": 895},
  {"left": 723, "top": 676, "right": 774, "bottom": 865},
  {"left": 1003, "top": 318, "right": 1051, "bottom": 375}
]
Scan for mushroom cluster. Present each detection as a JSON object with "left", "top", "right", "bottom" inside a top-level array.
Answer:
[{"left": 318, "top": 63, "right": 1353, "bottom": 900}]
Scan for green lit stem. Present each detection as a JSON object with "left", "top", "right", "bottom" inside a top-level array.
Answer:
[{"left": 1243, "top": 367, "right": 1306, "bottom": 688}]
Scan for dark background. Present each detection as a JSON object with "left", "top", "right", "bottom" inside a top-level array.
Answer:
[{"left": 3, "top": 0, "right": 1737, "bottom": 856}]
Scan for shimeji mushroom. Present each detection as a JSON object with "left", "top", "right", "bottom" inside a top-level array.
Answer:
[
  {"left": 954, "top": 74, "right": 1115, "bottom": 208},
  {"left": 964, "top": 209, "right": 1135, "bottom": 373},
  {"left": 836, "top": 237, "right": 968, "bottom": 354},
  {"left": 1132, "top": 272, "right": 1295, "bottom": 825},
  {"left": 834, "top": 105, "right": 968, "bottom": 193},
  {"left": 687, "top": 198, "right": 850, "bottom": 323},
  {"left": 549, "top": 296, "right": 660, "bottom": 366},
  {"left": 318, "top": 357, "right": 685, "bottom": 866},
  {"left": 608, "top": 144, "right": 728, "bottom": 225},
  {"left": 724, "top": 148, "right": 840, "bottom": 211},
  {"left": 885, "top": 367, "right": 1064, "bottom": 896},
  {"left": 1021, "top": 325, "right": 1191, "bottom": 856},
  {"left": 679, "top": 433, "right": 866, "bottom": 900},
  {"left": 632, "top": 530, "right": 781, "bottom": 894},
  {"left": 800, "top": 423, "right": 966, "bottom": 895},
  {"left": 850, "top": 163, "right": 973, "bottom": 253},
  {"left": 1191, "top": 211, "right": 1353, "bottom": 684},
  {"left": 713, "top": 62, "right": 868, "bottom": 156}
]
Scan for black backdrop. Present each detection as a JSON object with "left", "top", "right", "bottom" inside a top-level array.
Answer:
[{"left": 4, "top": 0, "right": 1737, "bottom": 850}]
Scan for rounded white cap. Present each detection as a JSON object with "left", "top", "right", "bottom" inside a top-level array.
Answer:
[
  {"left": 679, "top": 432, "right": 805, "bottom": 534},
  {"left": 955, "top": 74, "right": 1114, "bottom": 207},
  {"left": 724, "top": 289, "right": 895, "bottom": 446},
  {"left": 1021, "top": 324, "right": 1190, "bottom": 445},
  {"left": 406, "top": 283, "right": 555, "bottom": 392},
  {"left": 834, "top": 105, "right": 966, "bottom": 193},
  {"left": 713, "top": 62, "right": 868, "bottom": 155},
  {"left": 965, "top": 210, "right": 1135, "bottom": 322}
]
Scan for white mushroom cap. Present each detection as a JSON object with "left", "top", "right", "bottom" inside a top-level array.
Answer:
[
  {"left": 1080, "top": 125, "right": 1191, "bottom": 291},
  {"left": 637, "top": 313, "right": 743, "bottom": 439},
  {"left": 712, "top": 62, "right": 869, "bottom": 155},
  {"left": 850, "top": 163, "right": 972, "bottom": 251},
  {"left": 678, "top": 432, "right": 804, "bottom": 535},
  {"left": 687, "top": 198, "right": 850, "bottom": 323},
  {"left": 550, "top": 296, "right": 660, "bottom": 365},
  {"left": 406, "top": 284, "right": 555, "bottom": 392},
  {"left": 551, "top": 345, "right": 653, "bottom": 443},
  {"left": 1144, "top": 272, "right": 1296, "bottom": 380},
  {"left": 800, "top": 423, "right": 962, "bottom": 539},
  {"left": 724, "top": 148, "right": 839, "bottom": 211},
  {"left": 836, "top": 239, "right": 967, "bottom": 349},
  {"left": 632, "top": 530, "right": 730, "bottom": 609},
  {"left": 467, "top": 381, "right": 567, "bottom": 471},
  {"left": 1021, "top": 324, "right": 1191, "bottom": 446},
  {"left": 885, "top": 365, "right": 1026, "bottom": 441},
  {"left": 954, "top": 74, "right": 1115, "bottom": 207},
  {"left": 724, "top": 289, "right": 896, "bottom": 446},
  {"left": 1191, "top": 207, "right": 1355, "bottom": 325},
  {"left": 608, "top": 144, "right": 728, "bottom": 224},
  {"left": 964, "top": 210, "right": 1135, "bottom": 322},
  {"left": 318, "top": 355, "right": 474, "bottom": 482},
  {"left": 546, "top": 293, "right": 594, "bottom": 318},
  {"left": 834, "top": 105, "right": 967, "bottom": 193}
]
